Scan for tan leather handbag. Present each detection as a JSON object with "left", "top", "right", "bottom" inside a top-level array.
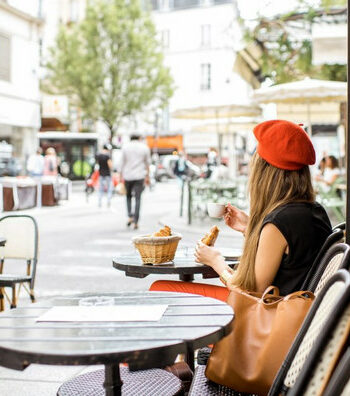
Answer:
[{"left": 205, "top": 286, "right": 314, "bottom": 396}]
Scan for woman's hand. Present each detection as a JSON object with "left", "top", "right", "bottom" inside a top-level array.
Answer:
[
  {"left": 224, "top": 203, "right": 249, "bottom": 234},
  {"left": 194, "top": 242, "right": 226, "bottom": 274}
]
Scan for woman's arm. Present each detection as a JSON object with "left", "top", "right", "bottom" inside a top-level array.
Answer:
[
  {"left": 194, "top": 223, "right": 287, "bottom": 293},
  {"left": 254, "top": 223, "right": 287, "bottom": 293}
]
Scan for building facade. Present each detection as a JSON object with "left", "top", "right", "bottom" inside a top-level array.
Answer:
[
  {"left": 151, "top": 0, "right": 254, "bottom": 155},
  {"left": 0, "top": 0, "right": 42, "bottom": 165}
]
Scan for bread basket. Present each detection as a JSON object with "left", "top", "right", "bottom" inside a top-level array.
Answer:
[{"left": 132, "top": 233, "right": 182, "bottom": 264}]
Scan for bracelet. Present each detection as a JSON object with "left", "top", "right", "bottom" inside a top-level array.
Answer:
[{"left": 219, "top": 267, "right": 235, "bottom": 286}]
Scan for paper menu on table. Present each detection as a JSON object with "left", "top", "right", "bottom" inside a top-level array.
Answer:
[{"left": 36, "top": 305, "right": 168, "bottom": 322}]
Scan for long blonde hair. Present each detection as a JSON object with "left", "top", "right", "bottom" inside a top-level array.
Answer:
[{"left": 231, "top": 153, "right": 315, "bottom": 291}]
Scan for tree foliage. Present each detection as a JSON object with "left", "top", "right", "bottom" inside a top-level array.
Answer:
[
  {"left": 44, "top": 0, "right": 174, "bottom": 137},
  {"left": 243, "top": 0, "right": 347, "bottom": 84}
]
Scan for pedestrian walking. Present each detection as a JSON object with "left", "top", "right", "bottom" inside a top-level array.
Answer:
[
  {"left": 27, "top": 147, "right": 44, "bottom": 177},
  {"left": 43, "top": 147, "right": 59, "bottom": 176},
  {"left": 96, "top": 144, "right": 113, "bottom": 208},
  {"left": 119, "top": 135, "right": 151, "bottom": 229},
  {"left": 173, "top": 151, "right": 189, "bottom": 185}
]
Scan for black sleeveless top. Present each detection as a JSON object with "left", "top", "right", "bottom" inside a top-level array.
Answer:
[{"left": 262, "top": 202, "right": 332, "bottom": 295}]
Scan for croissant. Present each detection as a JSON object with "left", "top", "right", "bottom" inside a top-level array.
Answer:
[
  {"left": 201, "top": 226, "right": 220, "bottom": 246},
  {"left": 153, "top": 225, "right": 172, "bottom": 237}
]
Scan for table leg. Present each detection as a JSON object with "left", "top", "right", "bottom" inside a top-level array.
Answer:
[
  {"left": 185, "top": 344, "right": 195, "bottom": 372},
  {"left": 179, "top": 273, "right": 194, "bottom": 282},
  {"left": 103, "top": 363, "right": 122, "bottom": 396}
]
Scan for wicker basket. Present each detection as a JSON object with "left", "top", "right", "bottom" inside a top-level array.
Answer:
[{"left": 132, "top": 233, "right": 182, "bottom": 264}]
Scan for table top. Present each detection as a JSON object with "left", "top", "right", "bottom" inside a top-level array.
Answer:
[
  {"left": 0, "top": 292, "right": 233, "bottom": 372},
  {"left": 112, "top": 249, "right": 240, "bottom": 279}
]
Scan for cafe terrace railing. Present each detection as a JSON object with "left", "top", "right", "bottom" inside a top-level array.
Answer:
[{"left": 181, "top": 177, "right": 248, "bottom": 225}]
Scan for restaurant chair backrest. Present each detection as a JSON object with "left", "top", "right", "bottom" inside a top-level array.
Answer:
[
  {"left": 307, "top": 243, "right": 350, "bottom": 296},
  {"left": 287, "top": 272, "right": 350, "bottom": 396},
  {"left": 301, "top": 228, "right": 345, "bottom": 291},
  {"left": 0, "top": 215, "right": 38, "bottom": 260},
  {"left": 268, "top": 270, "right": 350, "bottom": 396},
  {"left": 332, "top": 222, "right": 346, "bottom": 232},
  {"left": 322, "top": 347, "right": 350, "bottom": 396}
]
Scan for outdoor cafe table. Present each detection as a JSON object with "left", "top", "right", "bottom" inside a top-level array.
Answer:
[
  {"left": 0, "top": 291, "right": 233, "bottom": 396},
  {"left": 113, "top": 248, "right": 241, "bottom": 282}
]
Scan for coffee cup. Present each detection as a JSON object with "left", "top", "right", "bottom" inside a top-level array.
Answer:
[{"left": 207, "top": 203, "right": 226, "bottom": 218}]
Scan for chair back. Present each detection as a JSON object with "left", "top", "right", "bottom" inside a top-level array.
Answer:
[
  {"left": 307, "top": 243, "right": 350, "bottom": 296},
  {"left": 288, "top": 271, "right": 350, "bottom": 395},
  {"left": 268, "top": 270, "right": 350, "bottom": 396},
  {"left": 0, "top": 215, "right": 38, "bottom": 260},
  {"left": 332, "top": 222, "right": 346, "bottom": 231},
  {"left": 301, "top": 228, "right": 344, "bottom": 291},
  {"left": 322, "top": 347, "right": 350, "bottom": 396}
]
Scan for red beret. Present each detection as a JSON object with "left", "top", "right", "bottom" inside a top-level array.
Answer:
[{"left": 253, "top": 120, "right": 315, "bottom": 170}]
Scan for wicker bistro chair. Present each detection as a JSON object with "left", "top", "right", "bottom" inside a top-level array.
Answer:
[
  {"left": 304, "top": 243, "right": 350, "bottom": 296},
  {"left": 0, "top": 215, "right": 38, "bottom": 310},
  {"left": 322, "top": 347, "right": 350, "bottom": 396},
  {"left": 300, "top": 227, "right": 345, "bottom": 291},
  {"left": 332, "top": 222, "right": 346, "bottom": 232},
  {"left": 190, "top": 270, "right": 350, "bottom": 396},
  {"left": 269, "top": 269, "right": 350, "bottom": 396}
]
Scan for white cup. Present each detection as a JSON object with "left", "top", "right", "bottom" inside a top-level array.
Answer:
[{"left": 207, "top": 202, "right": 226, "bottom": 218}]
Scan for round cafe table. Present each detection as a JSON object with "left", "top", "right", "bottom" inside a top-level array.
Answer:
[
  {"left": 0, "top": 291, "right": 233, "bottom": 396},
  {"left": 113, "top": 248, "right": 240, "bottom": 282}
]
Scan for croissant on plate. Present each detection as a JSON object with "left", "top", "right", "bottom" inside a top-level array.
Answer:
[
  {"left": 153, "top": 225, "right": 172, "bottom": 237},
  {"left": 201, "top": 226, "right": 220, "bottom": 246}
]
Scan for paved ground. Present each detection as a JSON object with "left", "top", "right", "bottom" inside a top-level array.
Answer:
[{"left": 0, "top": 180, "right": 244, "bottom": 395}]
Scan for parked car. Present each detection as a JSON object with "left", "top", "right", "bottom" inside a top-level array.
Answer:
[
  {"left": 155, "top": 155, "right": 201, "bottom": 182},
  {"left": 155, "top": 155, "right": 178, "bottom": 182}
]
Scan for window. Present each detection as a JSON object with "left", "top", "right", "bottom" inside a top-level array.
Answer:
[
  {"left": 70, "top": 0, "right": 79, "bottom": 22},
  {"left": 201, "top": 24, "right": 211, "bottom": 47},
  {"left": 0, "top": 34, "right": 10, "bottom": 82},
  {"left": 200, "top": 63, "right": 211, "bottom": 90},
  {"left": 161, "top": 30, "right": 170, "bottom": 49}
]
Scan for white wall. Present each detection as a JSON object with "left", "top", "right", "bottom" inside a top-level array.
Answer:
[
  {"left": 0, "top": 3, "right": 41, "bottom": 129},
  {"left": 0, "top": 1, "right": 41, "bottom": 162},
  {"left": 153, "top": 3, "right": 253, "bottom": 149}
]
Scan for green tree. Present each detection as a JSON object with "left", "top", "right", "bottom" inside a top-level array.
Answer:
[
  {"left": 243, "top": 0, "right": 347, "bottom": 84},
  {"left": 44, "top": 0, "right": 174, "bottom": 138}
]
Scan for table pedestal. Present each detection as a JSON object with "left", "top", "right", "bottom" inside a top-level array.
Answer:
[{"left": 104, "top": 363, "right": 122, "bottom": 396}]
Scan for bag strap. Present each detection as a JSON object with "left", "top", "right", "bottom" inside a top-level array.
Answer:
[
  {"left": 261, "top": 286, "right": 281, "bottom": 303},
  {"left": 284, "top": 291, "right": 314, "bottom": 301}
]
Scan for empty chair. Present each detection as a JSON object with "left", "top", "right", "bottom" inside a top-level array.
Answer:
[
  {"left": 322, "top": 347, "right": 350, "bottom": 396},
  {"left": 0, "top": 215, "right": 38, "bottom": 310}
]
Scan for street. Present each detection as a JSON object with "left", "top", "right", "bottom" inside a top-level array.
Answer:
[{"left": 12, "top": 180, "right": 244, "bottom": 304}]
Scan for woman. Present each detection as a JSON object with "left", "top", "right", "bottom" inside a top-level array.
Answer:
[
  {"left": 321, "top": 155, "right": 341, "bottom": 190},
  {"left": 43, "top": 147, "right": 59, "bottom": 176},
  {"left": 150, "top": 120, "right": 332, "bottom": 300}
]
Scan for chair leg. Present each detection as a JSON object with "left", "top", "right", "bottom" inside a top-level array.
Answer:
[
  {"left": 10, "top": 285, "right": 17, "bottom": 309},
  {"left": 29, "top": 288, "right": 36, "bottom": 303},
  {"left": 0, "top": 288, "right": 4, "bottom": 311}
]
